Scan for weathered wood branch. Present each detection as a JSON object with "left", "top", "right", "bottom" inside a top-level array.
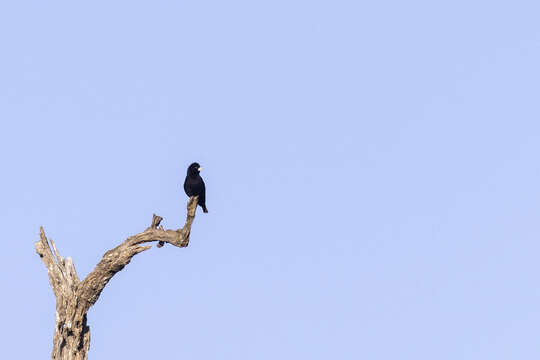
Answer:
[{"left": 35, "top": 196, "right": 199, "bottom": 360}]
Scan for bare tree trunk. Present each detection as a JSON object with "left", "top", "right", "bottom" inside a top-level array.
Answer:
[{"left": 35, "top": 197, "right": 199, "bottom": 360}]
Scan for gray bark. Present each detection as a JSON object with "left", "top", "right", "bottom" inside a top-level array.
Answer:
[{"left": 35, "top": 197, "right": 199, "bottom": 359}]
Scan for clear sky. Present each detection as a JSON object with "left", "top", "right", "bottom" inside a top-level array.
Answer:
[{"left": 1, "top": 1, "right": 540, "bottom": 359}]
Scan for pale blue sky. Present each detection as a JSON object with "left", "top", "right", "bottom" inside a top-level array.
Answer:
[{"left": 1, "top": 1, "right": 540, "bottom": 359}]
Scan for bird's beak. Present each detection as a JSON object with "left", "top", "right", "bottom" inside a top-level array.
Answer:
[{"left": 198, "top": 167, "right": 202, "bottom": 172}]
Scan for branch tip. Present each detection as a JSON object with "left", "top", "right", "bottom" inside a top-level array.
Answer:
[
  {"left": 40, "top": 226, "right": 47, "bottom": 241},
  {"left": 150, "top": 214, "right": 163, "bottom": 229}
]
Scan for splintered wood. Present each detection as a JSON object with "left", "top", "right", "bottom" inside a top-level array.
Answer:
[{"left": 35, "top": 196, "right": 199, "bottom": 360}]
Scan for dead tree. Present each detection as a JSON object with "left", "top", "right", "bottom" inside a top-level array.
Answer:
[{"left": 35, "top": 197, "right": 199, "bottom": 360}]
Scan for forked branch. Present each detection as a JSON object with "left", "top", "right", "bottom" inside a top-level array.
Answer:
[{"left": 35, "top": 196, "right": 199, "bottom": 360}]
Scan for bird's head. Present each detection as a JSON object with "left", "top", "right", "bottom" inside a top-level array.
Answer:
[{"left": 187, "top": 162, "right": 202, "bottom": 176}]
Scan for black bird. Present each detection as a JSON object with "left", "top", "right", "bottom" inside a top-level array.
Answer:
[{"left": 184, "top": 162, "right": 208, "bottom": 213}]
